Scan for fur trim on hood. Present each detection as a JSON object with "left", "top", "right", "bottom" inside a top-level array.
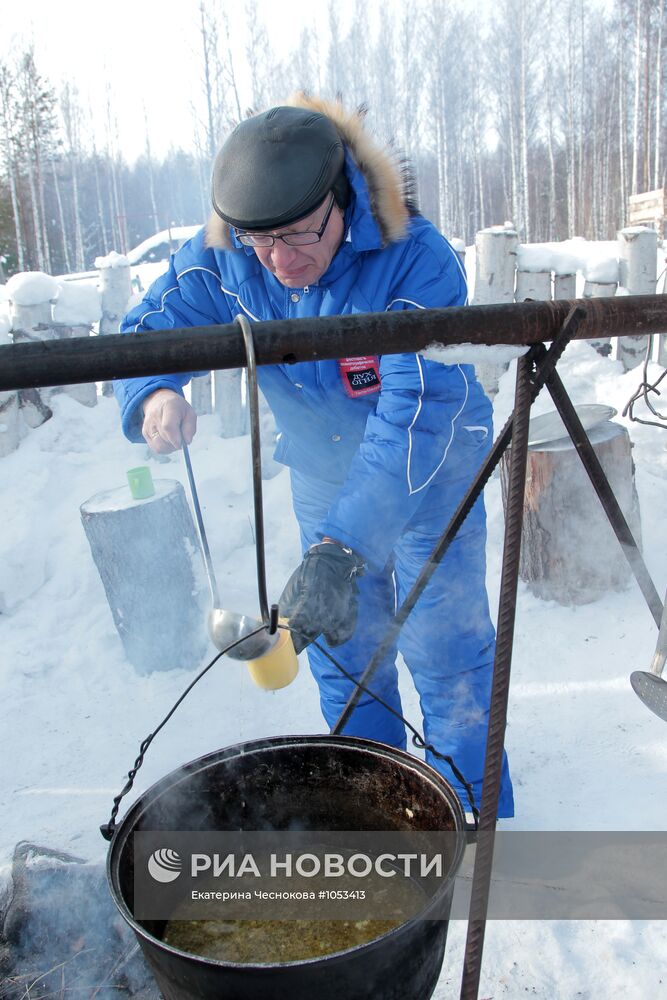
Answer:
[{"left": 205, "top": 93, "right": 413, "bottom": 251}]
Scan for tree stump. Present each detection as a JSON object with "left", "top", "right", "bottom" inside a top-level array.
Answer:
[
  {"left": 80, "top": 479, "right": 209, "bottom": 673},
  {"left": 501, "top": 420, "right": 642, "bottom": 605}
]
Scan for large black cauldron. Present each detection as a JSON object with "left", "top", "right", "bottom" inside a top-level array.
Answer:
[{"left": 107, "top": 735, "right": 465, "bottom": 1000}]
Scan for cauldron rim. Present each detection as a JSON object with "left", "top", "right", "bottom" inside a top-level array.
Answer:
[{"left": 107, "top": 733, "right": 466, "bottom": 971}]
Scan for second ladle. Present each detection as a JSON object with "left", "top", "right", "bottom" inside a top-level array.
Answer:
[
  {"left": 630, "top": 587, "right": 667, "bottom": 723},
  {"left": 182, "top": 315, "right": 280, "bottom": 662}
]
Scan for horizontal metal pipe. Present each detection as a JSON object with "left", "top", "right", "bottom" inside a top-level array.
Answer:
[{"left": 0, "top": 295, "right": 665, "bottom": 391}]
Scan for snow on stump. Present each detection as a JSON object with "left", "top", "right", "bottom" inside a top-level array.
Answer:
[
  {"left": 473, "top": 225, "right": 518, "bottom": 398},
  {"left": 617, "top": 227, "right": 658, "bottom": 371},
  {"left": 501, "top": 419, "right": 642, "bottom": 605},
  {"left": 80, "top": 479, "right": 209, "bottom": 674}
]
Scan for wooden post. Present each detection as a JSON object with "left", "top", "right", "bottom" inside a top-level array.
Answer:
[
  {"left": 214, "top": 368, "right": 247, "bottom": 437},
  {"left": 473, "top": 226, "right": 518, "bottom": 302},
  {"left": 80, "top": 478, "right": 209, "bottom": 674},
  {"left": 553, "top": 273, "right": 576, "bottom": 299},
  {"left": 0, "top": 322, "right": 20, "bottom": 456},
  {"left": 583, "top": 280, "right": 618, "bottom": 356},
  {"left": 0, "top": 389, "right": 21, "bottom": 457},
  {"left": 515, "top": 270, "right": 552, "bottom": 302},
  {"left": 500, "top": 419, "right": 642, "bottom": 605},
  {"left": 658, "top": 262, "right": 667, "bottom": 367},
  {"left": 473, "top": 226, "right": 518, "bottom": 396},
  {"left": 8, "top": 279, "right": 57, "bottom": 430},
  {"left": 97, "top": 257, "right": 131, "bottom": 336},
  {"left": 660, "top": 335, "right": 667, "bottom": 368},
  {"left": 449, "top": 237, "right": 466, "bottom": 268},
  {"left": 52, "top": 322, "right": 98, "bottom": 407},
  {"left": 98, "top": 254, "right": 132, "bottom": 396},
  {"left": 617, "top": 227, "right": 658, "bottom": 370},
  {"left": 10, "top": 299, "right": 54, "bottom": 336},
  {"left": 190, "top": 372, "right": 213, "bottom": 415}
]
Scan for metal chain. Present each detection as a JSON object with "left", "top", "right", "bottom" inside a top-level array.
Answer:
[
  {"left": 622, "top": 264, "right": 667, "bottom": 430},
  {"left": 622, "top": 334, "right": 667, "bottom": 430},
  {"left": 100, "top": 627, "right": 266, "bottom": 841},
  {"left": 100, "top": 620, "right": 481, "bottom": 839}
]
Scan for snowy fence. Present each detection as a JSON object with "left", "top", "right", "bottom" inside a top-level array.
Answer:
[
  {"left": 0, "top": 255, "right": 131, "bottom": 457},
  {"left": 0, "top": 254, "right": 252, "bottom": 460},
  {"left": 473, "top": 224, "right": 667, "bottom": 395},
  {"left": 1, "top": 226, "right": 665, "bottom": 457}
]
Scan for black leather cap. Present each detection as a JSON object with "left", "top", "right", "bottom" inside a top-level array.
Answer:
[{"left": 211, "top": 106, "right": 345, "bottom": 231}]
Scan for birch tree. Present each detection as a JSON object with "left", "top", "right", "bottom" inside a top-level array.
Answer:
[
  {"left": 60, "top": 83, "right": 85, "bottom": 272},
  {"left": 16, "top": 48, "right": 58, "bottom": 271},
  {"left": 0, "top": 62, "right": 25, "bottom": 271}
]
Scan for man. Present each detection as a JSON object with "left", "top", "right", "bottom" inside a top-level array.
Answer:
[{"left": 115, "top": 94, "right": 514, "bottom": 817}]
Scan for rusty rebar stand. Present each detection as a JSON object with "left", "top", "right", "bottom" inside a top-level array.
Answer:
[
  {"left": 459, "top": 354, "right": 533, "bottom": 998},
  {"left": 458, "top": 332, "right": 661, "bottom": 996},
  {"left": 1, "top": 297, "right": 664, "bottom": 998}
]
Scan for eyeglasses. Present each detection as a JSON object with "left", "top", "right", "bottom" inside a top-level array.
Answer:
[{"left": 235, "top": 194, "right": 336, "bottom": 247}]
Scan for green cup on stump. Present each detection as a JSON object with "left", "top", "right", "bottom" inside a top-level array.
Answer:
[{"left": 127, "top": 466, "right": 155, "bottom": 500}]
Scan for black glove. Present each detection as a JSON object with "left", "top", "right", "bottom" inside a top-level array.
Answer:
[{"left": 279, "top": 542, "right": 365, "bottom": 654}]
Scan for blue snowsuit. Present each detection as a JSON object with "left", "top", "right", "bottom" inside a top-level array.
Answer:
[{"left": 115, "top": 141, "right": 514, "bottom": 818}]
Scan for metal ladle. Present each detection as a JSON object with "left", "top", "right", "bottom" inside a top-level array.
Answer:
[
  {"left": 182, "top": 314, "right": 280, "bottom": 661},
  {"left": 631, "top": 588, "right": 667, "bottom": 722}
]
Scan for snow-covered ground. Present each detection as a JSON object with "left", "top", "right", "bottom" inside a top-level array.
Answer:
[{"left": 1, "top": 332, "right": 665, "bottom": 995}]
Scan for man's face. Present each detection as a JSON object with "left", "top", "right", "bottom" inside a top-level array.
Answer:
[{"left": 249, "top": 195, "right": 345, "bottom": 288}]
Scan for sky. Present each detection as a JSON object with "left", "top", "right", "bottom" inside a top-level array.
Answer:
[{"left": 1, "top": 0, "right": 353, "bottom": 161}]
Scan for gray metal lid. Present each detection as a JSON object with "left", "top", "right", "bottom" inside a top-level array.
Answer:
[{"left": 528, "top": 404, "right": 617, "bottom": 448}]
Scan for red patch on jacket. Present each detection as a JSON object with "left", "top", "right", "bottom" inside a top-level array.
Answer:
[{"left": 338, "top": 356, "right": 382, "bottom": 397}]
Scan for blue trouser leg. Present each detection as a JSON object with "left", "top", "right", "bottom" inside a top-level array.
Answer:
[
  {"left": 288, "top": 467, "right": 515, "bottom": 819},
  {"left": 395, "top": 493, "right": 515, "bottom": 818},
  {"left": 289, "top": 470, "right": 406, "bottom": 747}
]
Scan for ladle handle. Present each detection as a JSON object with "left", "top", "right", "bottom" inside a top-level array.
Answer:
[
  {"left": 650, "top": 588, "right": 667, "bottom": 677},
  {"left": 182, "top": 442, "right": 221, "bottom": 608},
  {"left": 235, "top": 314, "right": 270, "bottom": 625}
]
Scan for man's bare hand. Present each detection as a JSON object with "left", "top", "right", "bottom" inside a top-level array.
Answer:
[{"left": 141, "top": 389, "right": 197, "bottom": 453}]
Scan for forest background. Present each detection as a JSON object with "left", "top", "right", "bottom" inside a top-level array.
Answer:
[{"left": 0, "top": 0, "right": 664, "bottom": 278}]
